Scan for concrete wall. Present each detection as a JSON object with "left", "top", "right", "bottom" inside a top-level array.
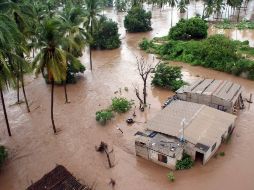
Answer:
[
  {"left": 135, "top": 144, "right": 149, "bottom": 160},
  {"left": 149, "top": 149, "right": 178, "bottom": 170}
]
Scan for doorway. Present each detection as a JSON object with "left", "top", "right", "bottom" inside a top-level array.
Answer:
[{"left": 195, "top": 151, "right": 204, "bottom": 164}]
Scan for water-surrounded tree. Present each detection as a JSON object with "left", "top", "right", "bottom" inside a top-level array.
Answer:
[
  {"left": 0, "top": 14, "right": 23, "bottom": 136},
  {"left": 59, "top": 2, "right": 87, "bottom": 103},
  {"left": 84, "top": 0, "right": 101, "bottom": 70},
  {"left": 169, "top": 0, "right": 178, "bottom": 27},
  {"left": 0, "top": 0, "right": 34, "bottom": 111},
  {"left": 33, "top": 17, "right": 67, "bottom": 134}
]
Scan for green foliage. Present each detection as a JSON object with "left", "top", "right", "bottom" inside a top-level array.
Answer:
[
  {"left": 96, "top": 109, "right": 114, "bottom": 125},
  {"left": 111, "top": 97, "right": 132, "bottom": 113},
  {"left": 124, "top": 6, "right": 152, "bottom": 33},
  {"left": 175, "top": 153, "right": 194, "bottom": 170},
  {"left": 139, "top": 38, "right": 152, "bottom": 51},
  {"left": 66, "top": 62, "right": 86, "bottom": 84},
  {"left": 145, "top": 34, "right": 254, "bottom": 80},
  {"left": 152, "top": 63, "right": 185, "bottom": 91},
  {"left": 0, "top": 146, "right": 8, "bottom": 167},
  {"left": 215, "top": 19, "right": 254, "bottom": 29},
  {"left": 115, "top": 0, "right": 127, "bottom": 12},
  {"left": 92, "top": 16, "right": 121, "bottom": 49},
  {"left": 219, "top": 152, "right": 225, "bottom": 156},
  {"left": 169, "top": 17, "right": 208, "bottom": 40},
  {"left": 167, "top": 171, "right": 175, "bottom": 182}
]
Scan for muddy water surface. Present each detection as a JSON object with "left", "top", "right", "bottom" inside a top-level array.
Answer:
[{"left": 1, "top": 6, "right": 254, "bottom": 190}]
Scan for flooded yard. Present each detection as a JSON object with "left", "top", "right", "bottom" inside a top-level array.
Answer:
[{"left": 1, "top": 5, "right": 254, "bottom": 190}]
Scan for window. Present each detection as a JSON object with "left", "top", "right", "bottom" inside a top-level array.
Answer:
[
  {"left": 211, "top": 143, "right": 216, "bottom": 152},
  {"left": 158, "top": 154, "right": 167, "bottom": 163}
]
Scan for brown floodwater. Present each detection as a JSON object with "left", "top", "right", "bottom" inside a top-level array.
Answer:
[{"left": 1, "top": 5, "right": 254, "bottom": 190}]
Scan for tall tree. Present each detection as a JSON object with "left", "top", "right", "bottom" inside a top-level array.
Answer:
[
  {"left": 0, "top": 14, "right": 23, "bottom": 136},
  {"left": 84, "top": 0, "right": 101, "bottom": 70},
  {"left": 33, "top": 17, "right": 67, "bottom": 134},
  {"left": 169, "top": 0, "right": 178, "bottom": 27},
  {"left": 59, "top": 2, "right": 87, "bottom": 103}
]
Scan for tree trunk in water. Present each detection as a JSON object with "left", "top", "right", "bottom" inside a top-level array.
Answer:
[
  {"left": 64, "top": 81, "right": 69, "bottom": 103},
  {"left": 89, "top": 45, "right": 93, "bottom": 70},
  {"left": 21, "top": 66, "right": 30, "bottom": 112},
  {"left": 171, "top": 8, "right": 173, "bottom": 27},
  {"left": 143, "top": 80, "right": 147, "bottom": 105},
  {"left": 237, "top": 7, "right": 241, "bottom": 22},
  {"left": 51, "top": 80, "right": 57, "bottom": 134},
  {"left": 17, "top": 73, "right": 20, "bottom": 103},
  {"left": 105, "top": 149, "right": 112, "bottom": 168},
  {"left": 90, "top": 21, "right": 93, "bottom": 70},
  {"left": 0, "top": 88, "right": 12, "bottom": 136}
]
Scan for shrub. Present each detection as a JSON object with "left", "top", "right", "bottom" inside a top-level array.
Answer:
[
  {"left": 0, "top": 146, "right": 7, "bottom": 168},
  {"left": 219, "top": 152, "right": 225, "bottom": 156},
  {"left": 152, "top": 63, "right": 185, "bottom": 91},
  {"left": 169, "top": 17, "right": 208, "bottom": 40},
  {"left": 167, "top": 171, "right": 175, "bottom": 182},
  {"left": 92, "top": 16, "right": 121, "bottom": 50},
  {"left": 115, "top": 0, "right": 127, "bottom": 12},
  {"left": 44, "top": 61, "right": 85, "bottom": 84},
  {"left": 139, "top": 38, "right": 152, "bottom": 51},
  {"left": 96, "top": 109, "right": 114, "bottom": 125},
  {"left": 175, "top": 153, "right": 194, "bottom": 170},
  {"left": 111, "top": 97, "right": 132, "bottom": 113},
  {"left": 146, "top": 34, "right": 254, "bottom": 79},
  {"left": 124, "top": 6, "right": 152, "bottom": 32}
]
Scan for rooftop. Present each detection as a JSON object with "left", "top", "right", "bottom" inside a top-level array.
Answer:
[
  {"left": 27, "top": 165, "right": 90, "bottom": 190},
  {"left": 176, "top": 79, "right": 243, "bottom": 103},
  {"left": 146, "top": 100, "right": 236, "bottom": 148},
  {"left": 135, "top": 131, "right": 183, "bottom": 157}
]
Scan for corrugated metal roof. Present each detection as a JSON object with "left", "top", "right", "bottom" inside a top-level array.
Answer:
[
  {"left": 146, "top": 100, "right": 236, "bottom": 148},
  {"left": 176, "top": 79, "right": 243, "bottom": 103}
]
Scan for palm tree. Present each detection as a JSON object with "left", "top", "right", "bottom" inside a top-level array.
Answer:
[
  {"left": 0, "top": 14, "right": 22, "bottom": 136},
  {"left": 59, "top": 2, "right": 87, "bottom": 103},
  {"left": 33, "top": 17, "right": 67, "bottom": 134},
  {"left": 84, "top": 0, "right": 101, "bottom": 70},
  {"left": 0, "top": 0, "right": 35, "bottom": 112},
  {"left": 168, "top": 0, "right": 178, "bottom": 27}
]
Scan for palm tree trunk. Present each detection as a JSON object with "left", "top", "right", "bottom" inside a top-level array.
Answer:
[
  {"left": 17, "top": 72, "right": 20, "bottom": 103},
  {"left": 21, "top": 66, "right": 30, "bottom": 113},
  {"left": 0, "top": 87, "right": 12, "bottom": 136},
  {"left": 90, "top": 21, "right": 93, "bottom": 70},
  {"left": 171, "top": 8, "right": 173, "bottom": 27},
  {"left": 89, "top": 45, "right": 93, "bottom": 70},
  {"left": 51, "top": 80, "right": 57, "bottom": 134},
  {"left": 64, "top": 80, "right": 69, "bottom": 103}
]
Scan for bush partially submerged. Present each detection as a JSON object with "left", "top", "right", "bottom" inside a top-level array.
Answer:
[
  {"left": 152, "top": 63, "right": 185, "bottom": 91},
  {"left": 167, "top": 171, "right": 175, "bottom": 182},
  {"left": 92, "top": 16, "right": 121, "bottom": 50},
  {"left": 45, "top": 61, "right": 85, "bottom": 84},
  {"left": 139, "top": 38, "right": 152, "bottom": 51},
  {"left": 144, "top": 35, "right": 254, "bottom": 80},
  {"left": 124, "top": 6, "right": 152, "bottom": 32},
  {"left": 175, "top": 153, "right": 194, "bottom": 170},
  {"left": 0, "top": 146, "right": 7, "bottom": 168},
  {"left": 169, "top": 17, "right": 208, "bottom": 40},
  {"left": 96, "top": 109, "right": 114, "bottom": 125},
  {"left": 111, "top": 97, "right": 132, "bottom": 113}
]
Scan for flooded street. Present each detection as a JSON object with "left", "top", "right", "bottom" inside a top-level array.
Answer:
[{"left": 1, "top": 5, "right": 254, "bottom": 190}]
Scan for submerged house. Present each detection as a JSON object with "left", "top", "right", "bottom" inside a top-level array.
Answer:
[
  {"left": 27, "top": 165, "right": 90, "bottom": 190},
  {"left": 176, "top": 79, "right": 244, "bottom": 114},
  {"left": 135, "top": 100, "right": 236, "bottom": 169}
]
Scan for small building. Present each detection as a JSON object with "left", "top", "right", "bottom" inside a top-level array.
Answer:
[
  {"left": 27, "top": 165, "right": 90, "bottom": 190},
  {"left": 176, "top": 79, "right": 244, "bottom": 113},
  {"left": 135, "top": 130, "right": 183, "bottom": 169},
  {"left": 135, "top": 100, "right": 236, "bottom": 168}
]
